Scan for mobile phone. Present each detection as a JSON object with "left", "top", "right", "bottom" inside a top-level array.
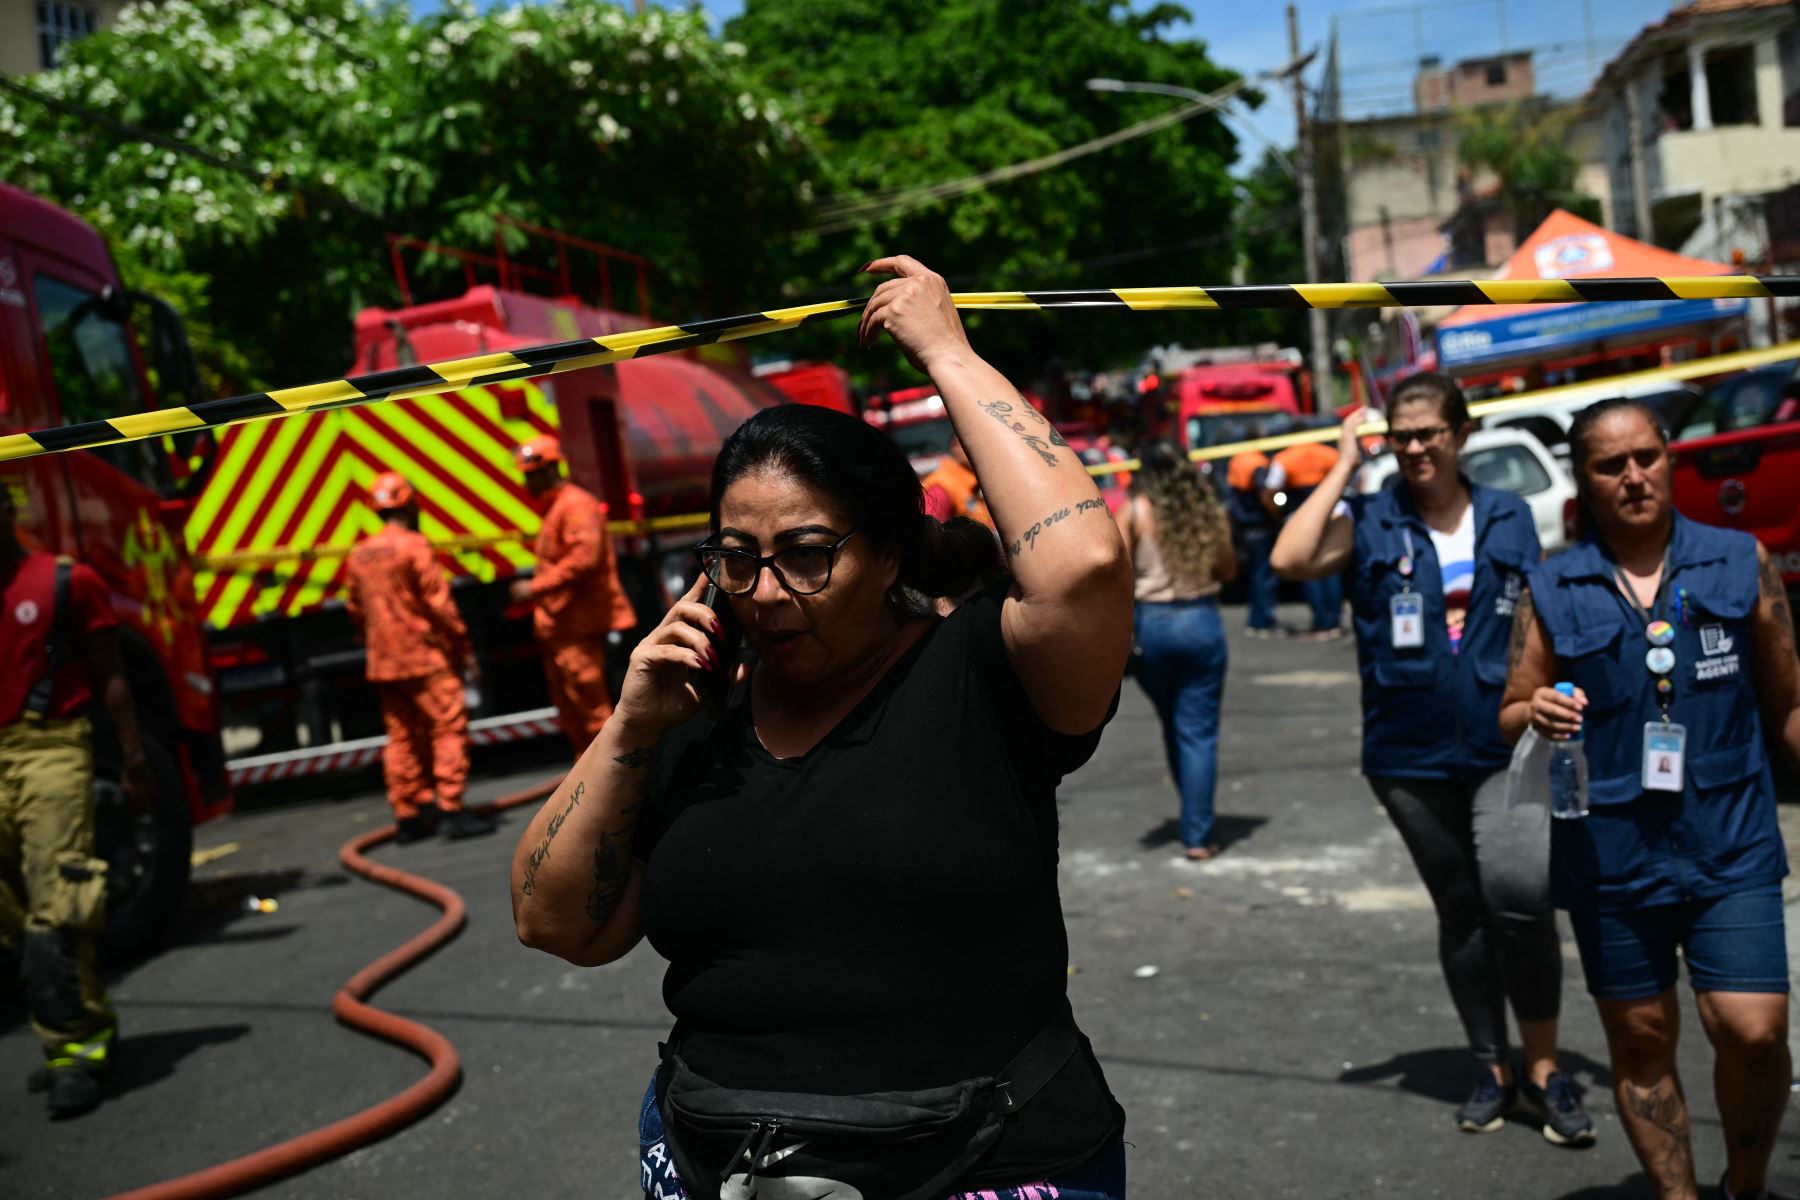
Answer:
[{"left": 692, "top": 581, "right": 743, "bottom": 719}]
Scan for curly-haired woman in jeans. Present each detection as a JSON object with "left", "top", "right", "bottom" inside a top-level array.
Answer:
[{"left": 1118, "top": 441, "right": 1236, "bottom": 860}]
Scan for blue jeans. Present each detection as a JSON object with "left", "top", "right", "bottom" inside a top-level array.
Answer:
[
  {"left": 639, "top": 1072, "right": 1127, "bottom": 1198},
  {"left": 1303, "top": 572, "right": 1342, "bottom": 633},
  {"left": 1133, "top": 598, "right": 1227, "bottom": 849},
  {"left": 1240, "top": 532, "right": 1277, "bottom": 631}
]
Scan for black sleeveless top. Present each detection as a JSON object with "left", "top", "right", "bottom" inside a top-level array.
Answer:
[{"left": 635, "top": 587, "right": 1123, "bottom": 1182}]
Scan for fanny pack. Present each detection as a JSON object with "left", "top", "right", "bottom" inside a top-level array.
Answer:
[{"left": 655, "top": 1001, "right": 1078, "bottom": 1200}]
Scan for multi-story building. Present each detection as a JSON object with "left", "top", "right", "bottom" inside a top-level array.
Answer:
[
  {"left": 1338, "top": 51, "right": 1611, "bottom": 283},
  {"left": 1591, "top": 0, "right": 1800, "bottom": 263},
  {"left": 1, "top": 0, "right": 131, "bottom": 77}
]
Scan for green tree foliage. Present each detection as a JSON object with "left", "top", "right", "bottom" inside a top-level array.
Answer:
[
  {"left": 0, "top": 0, "right": 811, "bottom": 391},
  {"left": 1456, "top": 104, "right": 1603, "bottom": 239},
  {"left": 728, "top": 0, "right": 1257, "bottom": 380}
]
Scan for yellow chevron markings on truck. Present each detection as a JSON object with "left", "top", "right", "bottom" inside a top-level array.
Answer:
[{"left": 190, "top": 379, "right": 562, "bottom": 627}]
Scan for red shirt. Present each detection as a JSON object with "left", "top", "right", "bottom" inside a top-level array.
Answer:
[{"left": 0, "top": 552, "right": 116, "bottom": 726}]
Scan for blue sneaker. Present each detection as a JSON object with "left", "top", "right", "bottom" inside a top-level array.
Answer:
[
  {"left": 1455, "top": 1072, "right": 1515, "bottom": 1133},
  {"left": 1520, "top": 1072, "right": 1595, "bottom": 1146}
]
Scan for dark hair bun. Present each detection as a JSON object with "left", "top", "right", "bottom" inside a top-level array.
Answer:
[{"left": 907, "top": 516, "right": 1005, "bottom": 600}]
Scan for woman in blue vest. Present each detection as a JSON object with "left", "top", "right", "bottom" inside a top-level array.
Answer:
[
  {"left": 1273, "top": 372, "right": 1589, "bottom": 1143},
  {"left": 1502, "top": 397, "right": 1796, "bottom": 1200}
]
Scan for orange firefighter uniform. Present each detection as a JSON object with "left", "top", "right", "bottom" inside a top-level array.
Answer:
[
  {"left": 525, "top": 474, "right": 635, "bottom": 752},
  {"left": 345, "top": 487, "right": 473, "bottom": 823},
  {"left": 920, "top": 456, "right": 993, "bottom": 527}
]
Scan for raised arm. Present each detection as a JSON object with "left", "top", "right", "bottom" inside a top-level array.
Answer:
[
  {"left": 1269, "top": 410, "right": 1363, "bottom": 582},
  {"left": 859, "top": 257, "right": 1131, "bottom": 734},
  {"left": 1751, "top": 544, "right": 1800, "bottom": 770}
]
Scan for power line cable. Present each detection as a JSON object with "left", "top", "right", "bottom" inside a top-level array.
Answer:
[{"left": 810, "top": 55, "right": 1310, "bottom": 235}]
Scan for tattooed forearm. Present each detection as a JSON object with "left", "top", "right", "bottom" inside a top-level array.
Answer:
[
  {"left": 977, "top": 396, "right": 1060, "bottom": 467},
  {"left": 520, "top": 781, "right": 585, "bottom": 897},
  {"left": 586, "top": 826, "right": 633, "bottom": 924},
  {"left": 612, "top": 747, "right": 653, "bottom": 769},
  {"left": 1619, "top": 1078, "right": 1694, "bottom": 1197},
  {"left": 1507, "top": 589, "right": 1534, "bottom": 671},
  {"left": 1005, "top": 498, "right": 1110, "bottom": 558}
]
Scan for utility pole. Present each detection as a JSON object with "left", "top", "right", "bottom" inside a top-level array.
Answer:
[{"left": 1288, "top": 4, "right": 1334, "bottom": 411}]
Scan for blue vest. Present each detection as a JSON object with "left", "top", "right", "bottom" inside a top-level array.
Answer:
[
  {"left": 1349, "top": 480, "right": 1539, "bottom": 779},
  {"left": 1528, "top": 515, "right": 1787, "bottom": 911}
]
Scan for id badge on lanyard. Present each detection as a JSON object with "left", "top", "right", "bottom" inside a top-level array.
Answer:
[
  {"left": 1642, "top": 722, "right": 1686, "bottom": 793},
  {"left": 1613, "top": 550, "right": 1685, "bottom": 794},
  {"left": 1391, "top": 593, "right": 1425, "bottom": 649},
  {"left": 1391, "top": 529, "right": 1424, "bottom": 649}
]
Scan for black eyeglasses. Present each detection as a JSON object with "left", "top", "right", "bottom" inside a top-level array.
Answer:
[
  {"left": 1388, "top": 425, "right": 1451, "bottom": 448},
  {"left": 694, "top": 529, "right": 859, "bottom": 596}
]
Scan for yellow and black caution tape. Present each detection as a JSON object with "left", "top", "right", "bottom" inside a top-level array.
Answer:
[
  {"left": 193, "top": 511, "right": 712, "bottom": 573},
  {"left": 1078, "top": 337, "right": 1800, "bottom": 478},
  {"left": 1, "top": 275, "right": 1795, "bottom": 465},
  {"left": 195, "top": 339, "right": 1800, "bottom": 575}
]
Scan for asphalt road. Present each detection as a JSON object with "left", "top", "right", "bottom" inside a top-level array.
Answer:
[{"left": 4, "top": 603, "right": 1798, "bottom": 1199}]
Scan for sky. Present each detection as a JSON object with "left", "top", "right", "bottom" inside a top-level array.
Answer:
[
  {"left": 418, "top": 0, "right": 1686, "bottom": 169},
  {"left": 681, "top": 0, "right": 1681, "bottom": 166}
]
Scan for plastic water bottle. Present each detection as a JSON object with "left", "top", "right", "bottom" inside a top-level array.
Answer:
[{"left": 1547, "top": 682, "right": 1590, "bottom": 821}]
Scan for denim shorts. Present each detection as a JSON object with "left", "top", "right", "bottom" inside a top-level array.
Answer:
[
  {"left": 1568, "top": 885, "right": 1791, "bottom": 1001},
  {"left": 639, "top": 1071, "right": 1127, "bottom": 1199}
]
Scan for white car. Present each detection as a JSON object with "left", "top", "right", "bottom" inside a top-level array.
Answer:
[
  {"left": 1477, "top": 377, "right": 1701, "bottom": 465},
  {"left": 1358, "top": 427, "right": 1575, "bottom": 553}
]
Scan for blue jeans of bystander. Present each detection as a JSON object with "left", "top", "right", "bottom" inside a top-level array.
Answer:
[{"left": 1133, "top": 597, "right": 1228, "bottom": 850}]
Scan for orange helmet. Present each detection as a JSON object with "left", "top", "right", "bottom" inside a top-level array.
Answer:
[
  {"left": 369, "top": 471, "right": 415, "bottom": 511},
  {"left": 515, "top": 435, "right": 564, "bottom": 473}
]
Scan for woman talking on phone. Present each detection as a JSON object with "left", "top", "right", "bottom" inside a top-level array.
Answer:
[
  {"left": 509, "top": 256, "right": 1134, "bottom": 1199},
  {"left": 1502, "top": 397, "right": 1798, "bottom": 1200}
]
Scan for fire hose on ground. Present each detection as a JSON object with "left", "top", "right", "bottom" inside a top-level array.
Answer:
[{"left": 103, "top": 777, "right": 562, "bottom": 1200}]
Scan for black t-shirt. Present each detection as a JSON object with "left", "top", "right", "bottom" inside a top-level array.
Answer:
[{"left": 636, "top": 586, "right": 1123, "bottom": 1182}]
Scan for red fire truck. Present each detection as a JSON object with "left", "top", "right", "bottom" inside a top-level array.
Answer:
[
  {"left": 189, "top": 226, "right": 811, "bottom": 778},
  {"left": 0, "top": 182, "right": 232, "bottom": 958}
]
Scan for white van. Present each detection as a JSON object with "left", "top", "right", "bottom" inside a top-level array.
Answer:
[
  {"left": 1477, "top": 378, "right": 1701, "bottom": 465},
  {"left": 1359, "top": 427, "right": 1576, "bottom": 553}
]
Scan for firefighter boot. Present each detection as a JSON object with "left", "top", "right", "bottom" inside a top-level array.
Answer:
[
  {"left": 45, "top": 1060, "right": 101, "bottom": 1119},
  {"left": 393, "top": 812, "right": 438, "bottom": 843},
  {"left": 441, "top": 807, "right": 496, "bottom": 840},
  {"left": 21, "top": 929, "right": 112, "bottom": 1117}
]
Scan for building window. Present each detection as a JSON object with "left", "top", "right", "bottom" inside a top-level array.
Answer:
[
  {"left": 1658, "top": 56, "right": 1694, "bottom": 131},
  {"left": 1706, "top": 45, "right": 1760, "bottom": 126},
  {"left": 36, "top": 2, "right": 97, "bottom": 71},
  {"left": 1486, "top": 60, "right": 1507, "bottom": 87}
]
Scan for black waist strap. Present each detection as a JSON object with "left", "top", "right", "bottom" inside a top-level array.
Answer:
[{"left": 23, "top": 558, "right": 73, "bottom": 723}]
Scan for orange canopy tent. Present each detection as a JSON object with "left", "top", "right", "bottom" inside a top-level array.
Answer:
[{"left": 1435, "top": 210, "right": 1747, "bottom": 374}]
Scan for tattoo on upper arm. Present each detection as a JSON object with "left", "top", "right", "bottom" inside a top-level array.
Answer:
[
  {"left": 1758, "top": 552, "right": 1797, "bottom": 661},
  {"left": 1005, "top": 497, "right": 1109, "bottom": 559},
  {"left": 1507, "top": 589, "right": 1535, "bottom": 671},
  {"left": 978, "top": 396, "right": 1060, "bottom": 467},
  {"left": 520, "top": 781, "right": 584, "bottom": 897}
]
